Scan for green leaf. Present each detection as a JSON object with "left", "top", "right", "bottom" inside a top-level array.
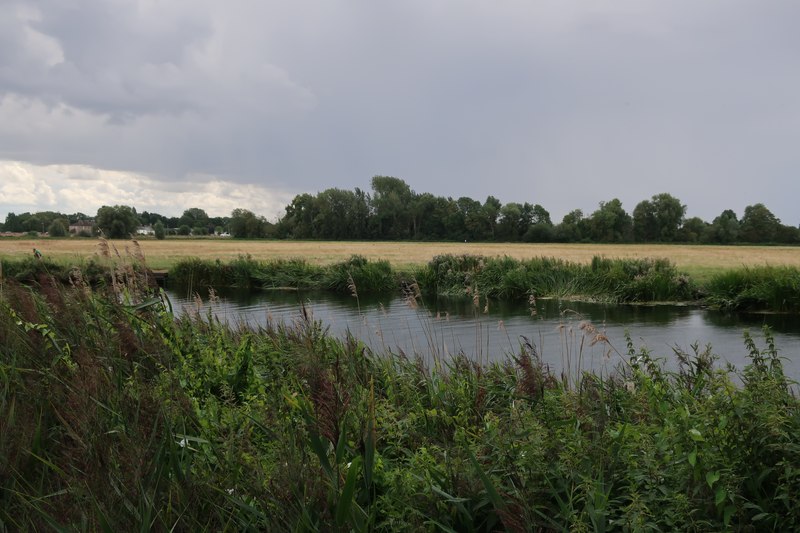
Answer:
[
  {"left": 688, "top": 428, "right": 704, "bottom": 442},
  {"left": 468, "top": 449, "right": 507, "bottom": 515},
  {"left": 336, "top": 456, "right": 362, "bottom": 527},
  {"left": 723, "top": 505, "right": 735, "bottom": 526},
  {"left": 688, "top": 449, "right": 697, "bottom": 467},
  {"left": 715, "top": 487, "right": 726, "bottom": 506},
  {"left": 706, "top": 471, "right": 720, "bottom": 488}
]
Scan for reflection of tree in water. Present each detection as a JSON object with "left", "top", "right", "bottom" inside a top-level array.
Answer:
[{"left": 703, "top": 309, "right": 800, "bottom": 336}]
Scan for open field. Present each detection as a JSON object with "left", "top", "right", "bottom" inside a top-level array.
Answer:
[{"left": 2, "top": 237, "right": 800, "bottom": 279}]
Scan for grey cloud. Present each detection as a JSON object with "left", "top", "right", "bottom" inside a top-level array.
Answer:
[{"left": 1, "top": 0, "right": 799, "bottom": 225}]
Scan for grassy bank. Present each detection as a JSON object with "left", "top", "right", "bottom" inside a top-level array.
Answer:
[
  {"left": 2, "top": 263, "right": 800, "bottom": 530},
  {"left": 5, "top": 252, "right": 800, "bottom": 312}
]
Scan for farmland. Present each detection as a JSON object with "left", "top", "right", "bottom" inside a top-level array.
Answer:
[{"left": 2, "top": 238, "right": 800, "bottom": 280}]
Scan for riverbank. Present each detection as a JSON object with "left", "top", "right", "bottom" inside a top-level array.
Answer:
[
  {"left": 2, "top": 268, "right": 798, "bottom": 530},
  {"left": 4, "top": 251, "right": 799, "bottom": 312}
]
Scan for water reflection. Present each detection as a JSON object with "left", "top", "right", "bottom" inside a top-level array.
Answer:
[{"left": 165, "top": 287, "right": 800, "bottom": 380}]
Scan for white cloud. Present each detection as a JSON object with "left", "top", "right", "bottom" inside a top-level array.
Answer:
[{"left": 0, "top": 161, "right": 293, "bottom": 220}]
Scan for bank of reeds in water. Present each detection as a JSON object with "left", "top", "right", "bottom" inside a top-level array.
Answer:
[
  {"left": 413, "top": 253, "right": 698, "bottom": 303},
  {"left": 11, "top": 251, "right": 800, "bottom": 312},
  {"left": 3, "top": 253, "right": 800, "bottom": 530},
  {"left": 704, "top": 265, "right": 800, "bottom": 312}
]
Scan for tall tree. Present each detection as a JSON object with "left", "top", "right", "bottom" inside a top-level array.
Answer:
[
  {"left": 554, "top": 209, "right": 586, "bottom": 242},
  {"left": 740, "top": 203, "right": 780, "bottom": 242},
  {"left": 705, "top": 209, "right": 739, "bottom": 243},
  {"left": 482, "top": 196, "right": 502, "bottom": 239},
  {"left": 280, "top": 193, "right": 319, "bottom": 238},
  {"left": 633, "top": 193, "right": 685, "bottom": 242},
  {"left": 587, "top": 199, "right": 632, "bottom": 242},
  {"left": 179, "top": 208, "right": 210, "bottom": 234},
  {"left": 96, "top": 205, "right": 140, "bottom": 239},
  {"left": 230, "top": 208, "right": 269, "bottom": 238},
  {"left": 370, "top": 176, "right": 413, "bottom": 239}
]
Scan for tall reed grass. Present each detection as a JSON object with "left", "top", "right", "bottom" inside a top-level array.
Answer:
[
  {"left": 704, "top": 265, "right": 800, "bottom": 312},
  {"left": 3, "top": 251, "right": 800, "bottom": 530}
]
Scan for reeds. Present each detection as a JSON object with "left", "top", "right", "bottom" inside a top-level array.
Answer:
[{"left": 4, "top": 249, "right": 800, "bottom": 530}]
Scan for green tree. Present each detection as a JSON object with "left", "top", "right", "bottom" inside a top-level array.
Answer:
[
  {"left": 554, "top": 209, "right": 586, "bottom": 242},
  {"left": 498, "top": 202, "right": 536, "bottom": 241},
  {"left": 740, "top": 203, "right": 780, "bottom": 243},
  {"left": 48, "top": 220, "right": 67, "bottom": 237},
  {"left": 482, "top": 196, "right": 502, "bottom": 239},
  {"left": 587, "top": 199, "right": 632, "bottom": 242},
  {"left": 632, "top": 200, "right": 658, "bottom": 242},
  {"left": 677, "top": 216, "right": 708, "bottom": 243},
  {"left": 96, "top": 205, "right": 140, "bottom": 239},
  {"left": 370, "top": 176, "right": 413, "bottom": 239},
  {"left": 230, "top": 208, "right": 270, "bottom": 238},
  {"left": 704, "top": 209, "right": 739, "bottom": 243},
  {"left": 180, "top": 208, "right": 210, "bottom": 233},
  {"left": 153, "top": 221, "right": 166, "bottom": 240},
  {"left": 633, "top": 193, "right": 685, "bottom": 242},
  {"left": 279, "top": 193, "right": 319, "bottom": 239}
]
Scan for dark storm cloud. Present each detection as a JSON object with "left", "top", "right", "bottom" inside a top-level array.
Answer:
[{"left": 1, "top": 0, "right": 799, "bottom": 224}]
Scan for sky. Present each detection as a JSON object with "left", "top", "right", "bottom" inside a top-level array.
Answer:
[{"left": 1, "top": 0, "right": 799, "bottom": 225}]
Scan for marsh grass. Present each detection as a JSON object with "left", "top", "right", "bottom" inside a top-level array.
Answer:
[
  {"left": 414, "top": 254, "right": 698, "bottom": 304},
  {"left": 3, "top": 251, "right": 800, "bottom": 530},
  {"left": 705, "top": 265, "right": 800, "bottom": 312}
]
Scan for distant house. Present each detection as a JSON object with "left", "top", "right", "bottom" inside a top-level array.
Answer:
[
  {"left": 136, "top": 225, "right": 155, "bottom": 236},
  {"left": 69, "top": 220, "right": 94, "bottom": 235}
]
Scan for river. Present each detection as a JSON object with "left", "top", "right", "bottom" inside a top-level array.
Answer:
[{"left": 165, "top": 287, "right": 800, "bottom": 381}]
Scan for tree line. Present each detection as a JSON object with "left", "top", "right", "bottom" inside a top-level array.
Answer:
[{"left": 2, "top": 175, "right": 798, "bottom": 244}]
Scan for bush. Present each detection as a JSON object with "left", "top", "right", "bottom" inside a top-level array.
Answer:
[{"left": 48, "top": 220, "right": 67, "bottom": 237}]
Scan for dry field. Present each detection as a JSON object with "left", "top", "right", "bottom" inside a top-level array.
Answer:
[{"left": 2, "top": 237, "right": 800, "bottom": 278}]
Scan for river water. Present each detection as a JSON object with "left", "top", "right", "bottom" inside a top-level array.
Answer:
[{"left": 165, "top": 287, "right": 800, "bottom": 381}]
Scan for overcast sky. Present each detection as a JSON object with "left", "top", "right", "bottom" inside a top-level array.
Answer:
[{"left": 1, "top": 0, "right": 799, "bottom": 226}]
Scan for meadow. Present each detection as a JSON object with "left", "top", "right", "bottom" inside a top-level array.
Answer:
[{"left": 2, "top": 237, "right": 800, "bottom": 281}]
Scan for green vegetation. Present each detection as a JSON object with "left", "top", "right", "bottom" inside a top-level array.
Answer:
[
  {"left": 6, "top": 252, "right": 800, "bottom": 312},
  {"left": 704, "top": 266, "right": 800, "bottom": 313},
  {"left": 4, "top": 177, "right": 799, "bottom": 244},
  {"left": 2, "top": 260, "right": 800, "bottom": 530},
  {"left": 414, "top": 254, "right": 696, "bottom": 303}
]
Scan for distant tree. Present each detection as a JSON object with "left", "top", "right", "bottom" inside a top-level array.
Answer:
[
  {"left": 3, "top": 213, "right": 20, "bottom": 232},
  {"left": 96, "top": 205, "right": 139, "bottom": 239},
  {"left": 314, "top": 188, "right": 369, "bottom": 239},
  {"left": 776, "top": 224, "right": 800, "bottom": 244},
  {"left": 587, "top": 199, "right": 632, "bottom": 242},
  {"left": 633, "top": 200, "right": 658, "bottom": 242},
  {"left": 554, "top": 209, "right": 586, "bottom": 242},
  {"left": 633, "top": 193, "right": 685, "bottom": 242},
  {"left": 479, "top": 196, "right": 502, "bottom": 240},
  {"left": 230, "top": 208, "right": 271, "bottom": 238},
  {"left": 153, "top": 221, "right": 166, "bottom": 240},
  {"left": 48, "top": 220, "right": 67, "bottom": 237},
  {"left": 523, "top": 223, "right": 554, "bottom": 242},
  {"left": 740, "top": 203, "right": 780, "bottom": 242},
  {"left": 677, "top": 217, "right": 708, "bottom": 243},
  {"left": 531, "top": 204, "right": 552, "bottom": 226},
  {"left": 370, "top": 176, "right": 413, "bottom": 239},
  {"left": 498, "top": 202, "right": 536, "bottom": 241},
  {"left": 414, "top": 194, "right": 453, "bottom": 240},
  {"left": 177, "top": 225, "right": 191, "bottom": 236},
  {"left": 704, "top": 209, "right": 739, "bottom": 243},
  {"left": 180, "top": 208, "right": 210, "bottom": 233},
  {"left": 279, "top": 193, "right": 318, "bottom": 238}
]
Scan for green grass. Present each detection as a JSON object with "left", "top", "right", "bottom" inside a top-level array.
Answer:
[{"left": 3, "top": 259, "right": 800, "bottom": 530}]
